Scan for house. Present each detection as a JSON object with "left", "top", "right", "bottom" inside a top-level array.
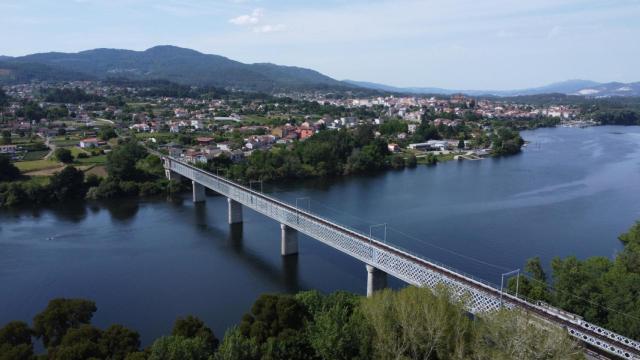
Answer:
[
  {"left": 388, "top": 143, "right": 400, "bottom": 153},
  {"left": 79, "top": 138, "right": 100, "bottom": 148},
  {"left": 129, "top": 123, "right": 150, "bottom": 132},
  {"left": 298, "top": 129, "right": 312, "bottom": 140}
]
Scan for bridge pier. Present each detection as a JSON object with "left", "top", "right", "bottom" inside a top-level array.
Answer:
[
  {"left": 280, "top": 224, "right": 298, "bottom": 256},
  {"left": 366, "top": 265, "right": 387, "bottom": 297},
  {"left": 227, "top": 198, "right": 243, "bottom": 224},
  {"left": 165, "top": 169, "right": 182, "bottom": 182},
  {"left": 192, "top": 181, "right": 205, "bottom": 203}
]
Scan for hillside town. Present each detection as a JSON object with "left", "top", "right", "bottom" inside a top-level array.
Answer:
[{"left": 0, "top": 80, "right": 589, "bottom": 172}]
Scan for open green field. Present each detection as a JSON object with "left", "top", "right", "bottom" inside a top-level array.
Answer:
[
  {"left": 75, "top": 154, "right": 107, "bottom": 165},
  {"left": 69, "top": 147, "right": 88, "bottom": 157},
  {"left": 22, "top": 150, "right": 50, "bottom": 161},
  {"left": 52, "top": 139, "right": 81, "bottom": 147},
  {"left": 15, "top": 160, "right": 60, "bottom": 172}
]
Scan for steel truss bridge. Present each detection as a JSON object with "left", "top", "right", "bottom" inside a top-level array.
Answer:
[{"left": 164, "top": 156, "right": 639, "bottom": 359}]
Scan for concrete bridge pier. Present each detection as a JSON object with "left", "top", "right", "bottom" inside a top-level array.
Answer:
[
  {"left": 366, "top": 264, "right": 387, "bottom": 297},
  {"left": 192, "top": 181, "right": 205, "bottom": 203},
  {"left": 228, "top": 198, "right": 243, "bottom": 224},
  {"left": 165, "top": 169, "right": 182, "bottom": 182},
  {"left": 280, "top": 224, "right": 298, "bottom": 256}
]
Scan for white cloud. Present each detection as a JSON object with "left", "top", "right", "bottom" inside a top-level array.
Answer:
[{"left": 229, "top": 8, "right": 263, "bottom": 25}]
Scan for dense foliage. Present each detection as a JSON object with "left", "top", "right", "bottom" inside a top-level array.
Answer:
[
  {"left": 513, "top": 220, "right": 640, "bottom": 340},
  {"left": 490, "top": 128, "right": 525, "bottom": 156},
  {"left": 44, "top": 87, "right": 104, "bottom": 104},
  {"left": 0, "top": 287, "right": 584, "bottom": 360},
  {"left": 205, "top": 128, "right": 405, "bottom": 183},
  {"left": 0, "top": 142, "right": 177, "bottom": 208}
]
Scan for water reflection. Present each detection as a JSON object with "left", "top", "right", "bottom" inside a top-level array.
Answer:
[
  {"left": 281, "top": 254, "right": 299, "bottom": 292},
  {"left": 49, "top": 201, "right": 88, "bottom": 222},
  {"left": 104, "top": 200, "right": 139, "bottom": 222}
]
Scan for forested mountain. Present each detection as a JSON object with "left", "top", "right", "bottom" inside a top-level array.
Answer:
[{"left": 0, "top": 46, "right": 356, "bottom": 92}]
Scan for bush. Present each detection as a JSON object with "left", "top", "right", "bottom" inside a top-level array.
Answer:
[{"left": 54, "top": 148, "right": 74, "bottom": 164}]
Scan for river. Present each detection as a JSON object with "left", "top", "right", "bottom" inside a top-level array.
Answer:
[{"left": 1, "top": 125, "right": 639, "bottom": 345}]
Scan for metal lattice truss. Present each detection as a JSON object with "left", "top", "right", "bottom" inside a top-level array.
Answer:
[{"left": 166, "top": 158, "right": 639, "bottom": 360}]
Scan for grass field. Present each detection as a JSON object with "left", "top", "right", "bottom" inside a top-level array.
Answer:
[
  {"left": 52, "top": 139, "right": 81, "bottom": 147},
  {"left": 69, "top": 147, "right": 88, "bottom": 157},
  {"left": 75, "top": 154, "right": 107, "bottom": 165},
  {"left": 15, "top": 159, "right": 60, "bottom": 172},
  {"left": 22, "top": 151, "right": 50, "bottom": 161}
]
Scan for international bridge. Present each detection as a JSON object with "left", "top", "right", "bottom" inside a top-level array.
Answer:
[{"left": 163, "top": 155, "right": 639, "bottom": 359}]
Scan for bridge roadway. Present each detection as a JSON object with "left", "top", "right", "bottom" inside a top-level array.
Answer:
[{"left": 164, "top": 156, "right": 639, "bottom": 359}]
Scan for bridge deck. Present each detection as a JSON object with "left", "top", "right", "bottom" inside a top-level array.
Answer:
[{"left": 165, "top": 157, "right": 639, "bottom": 359}]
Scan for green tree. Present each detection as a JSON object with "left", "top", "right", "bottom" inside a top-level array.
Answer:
[
  {"left": 106, "top": 141, "right": 148, "bottom": 181},
  {"left": 299, "top": 291, "right": 372, "bottom": 360},
  {"left": 0, "top": 157, "right": 21, "bottom": 182},
  {"left": 474, "top": 309, "right": 584, "bottom": 359},
  {"left": 48, "top": 166, "right": 85, "bottom": 201},
  {"left": 405, "top": 154, "right": 417, "bottom": 168},
  {"left": 215, "top": 327, "right": 260, "bottom": 360},
  {"left": 54, "top": 148, "right": 74, "bottom": 163},
  {"left": 360, "top": 286, "right": 473, "bottom": 360},
  {"left": 99, "top": 324, "right": 141, "bottom": 360},
  {"left": 0, "top": 321, "right": 33, "bottom": 360},
  {"left": 52, "top": 324, "right": 103, "bottom": 360},
  {"left": 149, "top": 336, "right": 213, "bottom": 360},
  {"left": 99, "top": 127, "right": 118, "bottom": 141},
  {"left": 33, "top": 298, "right": 97, "bottom": 348},
  {"left": 172, "top": 315, "right": 218, "bottom": 352}
]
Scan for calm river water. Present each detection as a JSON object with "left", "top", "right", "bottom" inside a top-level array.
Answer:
[{"left": 1, "top": 125, "right": 639, "bottom": 345}]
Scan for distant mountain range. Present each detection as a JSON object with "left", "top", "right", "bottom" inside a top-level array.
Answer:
[
  {"left": 0, "top": 45, "right": 356, "bottom": 92},
  {"left": 0, "top": 45, "right": 638, "bottom": 97},
  {"left": 344, "top": 79, "right": 640, "bottom": 97}
]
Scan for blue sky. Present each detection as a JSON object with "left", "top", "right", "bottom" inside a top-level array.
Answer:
[{"left": 1, "top": 0, "right": 639, "bottom": 89}]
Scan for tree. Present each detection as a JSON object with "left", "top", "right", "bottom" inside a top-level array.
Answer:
[
  {"left": 33, "top": 298, "right": 97, "bottom": 348},
  {"left": 405, "top": 154, "right": 417, "bottom": 168},
  {"left": 299, "top": 291, "right": 372, "bottom": 360},
  {"left": 474, "top": 309, "right": 584, "bottom": 359},
  {"left": 106, "top": 141, "right": 148, "bottom": 181},
  {"left": 0, "top": 157, "right": 20, "bottom": 182},
  {"left": 99, "top": 127, "right": 118, "bottom": 141},
  {"left": 53, "top": 324, "right": 103, "bottom": 360},
  {"left": 215, "top": 327, "right": 260, "bottom": 360},
  {"left": 48, "top": 166, "right": 85, "bottom": 201},
  {"left": 172, "top": 315, "right": 218, "bottom": 351},
  {"left": 99, "top": 324, "right": 141, "bottom": 360},
  {"left": 236, "top": 294, "right": 315, "bottom": 359},
  {"left": 149, "top": 336, "right": 213, "bottom": 360},
  {"left": 0, "top": 321, "right": 33, "bottom": 360},
  {"left": 360, "top": 286, "right": 473, "bottom": 359},
  {"left": 54, "top": 148, "right": 74, "bottom": 163}
]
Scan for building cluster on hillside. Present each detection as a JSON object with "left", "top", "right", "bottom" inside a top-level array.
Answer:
[{"left": 1, "top": 80, "right": 587, "bottom": 165}]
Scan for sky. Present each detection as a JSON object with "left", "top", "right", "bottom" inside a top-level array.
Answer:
[{"left": 1, "top": 0, "right": 640, "bottom": 89}]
